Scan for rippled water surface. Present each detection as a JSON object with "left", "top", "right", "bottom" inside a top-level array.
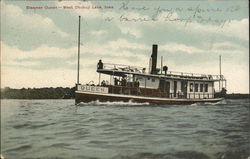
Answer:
[{"left": 1, "top": 99, "right": 249, "bottom": 159}]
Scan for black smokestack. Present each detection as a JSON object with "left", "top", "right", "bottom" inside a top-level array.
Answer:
[{"left": 151, "top": 44, "right": 158, "bottom": 74}]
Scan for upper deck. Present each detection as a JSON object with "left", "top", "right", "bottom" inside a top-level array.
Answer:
[{"left": 97, "top": 63, "right": 226, "bottom": 82}]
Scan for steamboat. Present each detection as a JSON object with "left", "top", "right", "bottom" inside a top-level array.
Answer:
[{"left": 75, "top": 17, "right": 227, "bottom": 105}]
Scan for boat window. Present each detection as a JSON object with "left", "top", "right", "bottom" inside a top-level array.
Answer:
[
  {"left": 152, "top": 78, "right": 155, "bottom": 82},
  {"left": 200, "top": 84, "right": 203, "bottom": 92},
  {"left": 148, "top": 77, "right": 150, "bottom": 80},
  {"left": 189, "top": 83, "right": 193, "bottom": 92},
  {"left": 205, "top": 84, "right": 208, "bottom": 92},
  {"left": 195, "top": 84, "right": 199, "bottom": 92}
]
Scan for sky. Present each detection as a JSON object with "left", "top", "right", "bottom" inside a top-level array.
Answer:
[{"left": 1, "top": 0, "right": 249, "bottom": 93}]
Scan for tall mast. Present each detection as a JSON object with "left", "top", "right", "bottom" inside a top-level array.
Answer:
[
  {"left": 161, "top": 56, "right": 163, "bottom": 74},
  {"left": 219, "top": 55, "right": 221, "bottom": 91},
  {"left": 77, "top": 16, "right": 81, "bottom": 84}
]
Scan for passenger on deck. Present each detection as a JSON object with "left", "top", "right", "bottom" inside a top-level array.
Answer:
[
  {"left": 114, "top": 77, "right": 119, "bottom": 86},
  {"left": 142, "top": 68, "right": 146, "bottom": 73},
  {"left": 101, "top": 80, "right": 106, "bottom": 86},
  {"left": 135, "top": 78, "right": 140, "bottom": 87},
  {"left": 121, "top": 77, "right": 127, "bottom": 86},
  {"left": 97, "top": 60, "right": 103, "bottom": 69},
  {"left": 163, "top": 66, "right": 168, "bottom": 75}
]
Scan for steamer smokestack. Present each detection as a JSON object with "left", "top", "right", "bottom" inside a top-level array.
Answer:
[{"left": 151, "top": 44, "right": 158, "bottom": 74}]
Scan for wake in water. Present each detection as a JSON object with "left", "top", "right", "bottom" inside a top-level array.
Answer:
[
  {"left": 77, "top": 100, "right": 150, "bottom": 107},
  {"left": 190, "top": 100, "right": 227, "bottom": 106},
  {"left": 77, "top": 99, "right": 227, "bottom": 107}
]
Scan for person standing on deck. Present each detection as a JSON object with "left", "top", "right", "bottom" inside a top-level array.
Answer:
[
  {"left": 97, "top": 60, "right": 103, "bottom": 69},
  {"left": 114, "top": 77, "right": 119, "bottom": 86},
  {"left": 121, "top": 76, "right": 127, "bottom": 86}
]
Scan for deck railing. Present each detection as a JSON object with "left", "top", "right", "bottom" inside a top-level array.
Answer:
[
  {"left": 166, "top": 71, "right": 225, "bottom": 81},
  {"left": 102, "top": 63, "right": 146, "bottom": 74},
  {"left": 103, "top": 85, "right": 214, "bottom": 99},
  {"left": 101, "top": 63, "right": 225, "bottom": 81}
]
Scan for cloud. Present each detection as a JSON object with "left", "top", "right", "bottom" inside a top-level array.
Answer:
[
  {"left": 1, "top": 39, "right": 150, "bottom": 73},
  {"left": 1, "top": 2, "right": 72, "bottom": 50},
  {"left": 1, "top": 42, "right": 80, "bottom": 72},
  {"left": 55, "top": 1, "right": 143, "bottom": 38},
  {"left": 1, "top": 42, "right": 76, "bottom": 63},
  {"left": 207, "top": 41, "right": 243, "bottom": 50},
  {"left": 106, "top": 38, "right": 147, "bottom": 51},
  {"left": 57, "top": 0, "right": 248, "bottom": 42},
  {"left": 186, "top": 18, "right": 249, "bottom": 41},
  {"left": 161, "top": 43, "right": 205, "bottom": 54},
  {"left": 119, "top": 25, "right": 142, "bottom": 38},
  {"left": 2, "top": 3, "right": 69, "bottom": 38},
  {"left": 161, "top": 42, "right": 247, "bottom": 55},
  {"left": 55, "top": 1, "right": 249, "bottom": 42},
  {"left": 221, "top": 18, "right": 249, "bottom": 40},
  {"left": 90, "top": 30, "right": 108, "bottom": 36},
  {"left": 1, "top": 66, "right": 76, "bottom": 88}
]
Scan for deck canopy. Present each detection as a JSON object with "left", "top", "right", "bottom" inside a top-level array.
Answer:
[{"left": 96, "top": 63, "right": 226, "bottom": 82}]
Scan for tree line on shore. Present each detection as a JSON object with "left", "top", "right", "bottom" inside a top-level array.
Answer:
[
  {"left": 1, "top": 87, "right": 75, "bottom": 99},
  {"left": 0, "top": 87, "right": 248, "bottom": 99}
]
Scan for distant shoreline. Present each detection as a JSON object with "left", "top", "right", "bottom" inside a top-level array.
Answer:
[
  {"left": 0, "top": 87, "right": 249, "bottom": 99},
  {"left": 224, "top": 93, "right": 249, "bottom": 99},
  {"left": 1, "top": 87, "right": 75, "bottom": 99}
]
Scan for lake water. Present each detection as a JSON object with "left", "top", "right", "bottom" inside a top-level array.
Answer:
[{"left": 1, "top": 99, "right": 249, "bottom": 159}]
